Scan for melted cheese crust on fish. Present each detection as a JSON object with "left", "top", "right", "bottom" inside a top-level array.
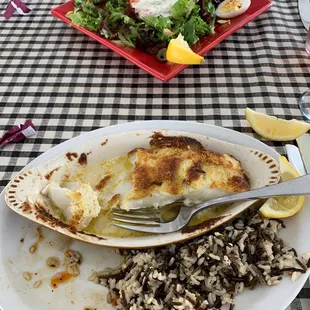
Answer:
[
  {"left": 95, "top": 133, "right": 250, "bottom": 210},
  {"left": 131, "top": 134, "right": 248, "bottom": 197},
  {"left": 43, "top": 133, "right": 250, "bottom": 227}
]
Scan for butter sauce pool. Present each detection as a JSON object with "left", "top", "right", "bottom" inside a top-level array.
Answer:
[{"left": 84, "top": 203, "right": 232, "bottom": 237}]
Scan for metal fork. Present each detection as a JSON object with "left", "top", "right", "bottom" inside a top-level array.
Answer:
[{"left": 112, "top": 174, "right": 310, "bottom": 234}]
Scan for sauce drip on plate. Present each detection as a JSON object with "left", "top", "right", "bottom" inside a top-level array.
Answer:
[{"left": 51, "top": 272, "right": 73, "bottom": 288}]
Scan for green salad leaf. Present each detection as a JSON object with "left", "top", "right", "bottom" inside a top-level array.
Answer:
[
  {"left": 199, "top": 0, "right": 216, "bottom": 32},
  {"left": 66, "top": 0, "right": 217, "bottom": 53},
  {"left": 143, "top": 16, "right": 172, "bottom": 31},
  {"left": 205, "top": 0, "right": 216, "bottom": 16},
  {"left": 101, "top": 0, "right": 141, "bottom": 46},
  {"left": 183, "top": 14, "right": 213, "bottom": 45},
  {"left": 74, "top": 0, "right": 85, "bottom": 6},
  {"left": 66, "top": 11, "right": 103, "bottom": 32},
  {"left": 105, "top": 1, "right": 134, "bottom": 25},
  {"left": 174, "top": 2, "right": 214, "bottom": 45},
  {"left": 142, "top": 16, "right": 172, "bottom": 41},
  {"left": 172, "top": 0, "right": 196, "bottom": 20},
  {"left": 66, "top": 0, "right": 103, "bottom": 32}
]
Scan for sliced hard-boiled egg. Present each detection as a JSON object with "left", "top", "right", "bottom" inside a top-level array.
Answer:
[
  {"left": 42, "top": 182, "right": 101, "bottom": 230},
  {"left": 216, "top": 0, "right": 251, "bottom": 19}
]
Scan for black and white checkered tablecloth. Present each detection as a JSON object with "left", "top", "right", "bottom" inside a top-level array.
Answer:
[{"left": 0, "top": 0, "right": 310, "bottom": 308}]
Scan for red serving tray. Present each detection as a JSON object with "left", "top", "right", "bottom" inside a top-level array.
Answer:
[{"left": 51, "top": 0, "right": 271, "bottom": 82}]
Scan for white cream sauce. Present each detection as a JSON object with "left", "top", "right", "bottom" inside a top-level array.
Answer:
[{"left": 130, "top": 0, "right": 179, "bottom": 17}]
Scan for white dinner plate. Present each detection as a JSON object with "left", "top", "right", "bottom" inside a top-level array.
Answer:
[{"left": 0, "top": 120, "right": 309, "bottom": 310}]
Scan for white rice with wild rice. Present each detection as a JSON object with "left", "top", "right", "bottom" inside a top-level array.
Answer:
[{"left": 90, "top": 210, "right": 310, "bottom": 310}]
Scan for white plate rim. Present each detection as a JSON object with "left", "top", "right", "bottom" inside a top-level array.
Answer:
[{"left": 3, "top": 128, "right": 281, "bottom": 248}]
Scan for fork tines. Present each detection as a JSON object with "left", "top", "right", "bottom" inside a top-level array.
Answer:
[{"left": 111, "top": 207, "right": 161, "bottom": 226}]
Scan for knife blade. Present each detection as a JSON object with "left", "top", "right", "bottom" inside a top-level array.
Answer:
[
  {"left": 285, "top": 144, "right": 307, "bottom": 175},
  {"left": 296, "top": 135, "right": 310, "bottom": 173}
]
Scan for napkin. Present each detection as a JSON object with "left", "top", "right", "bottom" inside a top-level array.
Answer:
[
  {"left": 4, "top": 0, "right": 31, "bottom": 20},
  {"left": 0, "top": 120, "right": 36, "bottom": 146}
]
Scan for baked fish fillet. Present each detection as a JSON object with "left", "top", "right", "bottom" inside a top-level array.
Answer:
[{"left": 94, "top": 132, "right": 250, "bottom": 210}]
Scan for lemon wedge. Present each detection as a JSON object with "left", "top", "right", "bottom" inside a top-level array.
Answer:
[
  {"left": 166, "top": 34, "right": 204, "bottom": 65},
  {"left": 259, "top": 156, "right": 304, "bottom": 218},
  {"left": 245, "top": 108, "right": 310, "bottom": 141}
]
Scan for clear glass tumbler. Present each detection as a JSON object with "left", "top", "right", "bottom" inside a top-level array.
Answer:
[
  {"left": 299, "top": 90, "right": 310, "bottom": 120},
  {"left": 306, "top": 27, "right": 310, "bottom": 54}
]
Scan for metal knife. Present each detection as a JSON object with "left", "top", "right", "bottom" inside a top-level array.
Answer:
[
  {"left": 296, "top": 135, "right": 310, "bottom": 173},
  {"left": 285, "top": 144, "right": 307, "bottom": 175}
]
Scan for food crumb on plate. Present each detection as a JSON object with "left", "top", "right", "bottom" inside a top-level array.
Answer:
[
  {"left": 51, "top": 272, "right": 73, "bottom": 289},
  {"left": 23, "top": 272, "right": 32, "bottom": 281},
  {"left": 46, "top": 257, "right": 60, "bottom": 268},
  {"left": 29, "top": 245, "right": 36, "bottom": 254},
  {"left": 50, "top": 249, "right": 82, "bottom": 288},
  {"left": 64, "top": 249, "right": 82, "bottom": 276},
  {"left": 29, "top": 228, "right": 43, "bottom": 254},
  {"left": 33, "top": 280, "right": 42, "bottom": 288}
]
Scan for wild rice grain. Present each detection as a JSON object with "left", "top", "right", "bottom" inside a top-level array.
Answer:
[
  {"left": 291, "top": 271, "right": 302, "bottom": 282},
  {"left": 296, "top": 259, "right": 307, "bottom": 272},
  {"left": 23, "top": 272, "right": 32, "bottom": 281},
  {"left": 64, "top": 249, "right": 82, "bottom": 276},
  {"left": 168, "top": 257, "right": 175, "bottom": 266},
  {"left": 33, "top": 280, "right": 42, "bottom": 288},
  {"left": 88, "top": 272, "right": 98, "bottom": 282},
  {"left": 198, "top": 257, "right": 205, "bottom": 265},
  {"left": 107, "top": 292, "right": 112, "bottom": 304},
  {"left": 92, "top": 210, "right": 309, "bottom": 310},
  {"left": 29, "top": 245, "right": 36, "bottom": 254},
  {"left": 209, "top": 253, "right": 221, "bottom": 261},
  {"left": 46, "top": 257, "right": 60, "bottom": 268},
  {"left": 291, "top": 248, "right": 298, "bottom": 256}
]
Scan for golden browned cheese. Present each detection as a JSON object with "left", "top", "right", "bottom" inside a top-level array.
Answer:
[
  {"left": 128, "top": 133, "right": 250, "bottom": 200},
  {"left": 95, "top": 175, "right": 111, "bottom": 191}
]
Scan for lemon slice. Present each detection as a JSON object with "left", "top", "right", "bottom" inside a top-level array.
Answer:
[
  {"left": 245, "top": 108, "right": 310, "bottom": 141},
  {"left": 166, "top": 34, "right": 204, "bottom": 65},
  {"left": 259, "top": 156, "right": 304, "bottom": 218}
]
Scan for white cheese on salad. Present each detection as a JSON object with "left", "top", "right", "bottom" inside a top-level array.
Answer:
[{"left": 130, "top": 0, "right": 179, "bottom": 17}]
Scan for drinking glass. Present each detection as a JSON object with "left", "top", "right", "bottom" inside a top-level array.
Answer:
[
  {"left": 299, "top": 90, "right": 310, "bottom": 120},
  {"left": 306, "top": 27, "right": 310, "bottom": 54}
]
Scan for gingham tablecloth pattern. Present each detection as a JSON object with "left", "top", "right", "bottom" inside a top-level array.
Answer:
[{"left": 0, "top": 0, "right": 310, "bottom": 309}]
